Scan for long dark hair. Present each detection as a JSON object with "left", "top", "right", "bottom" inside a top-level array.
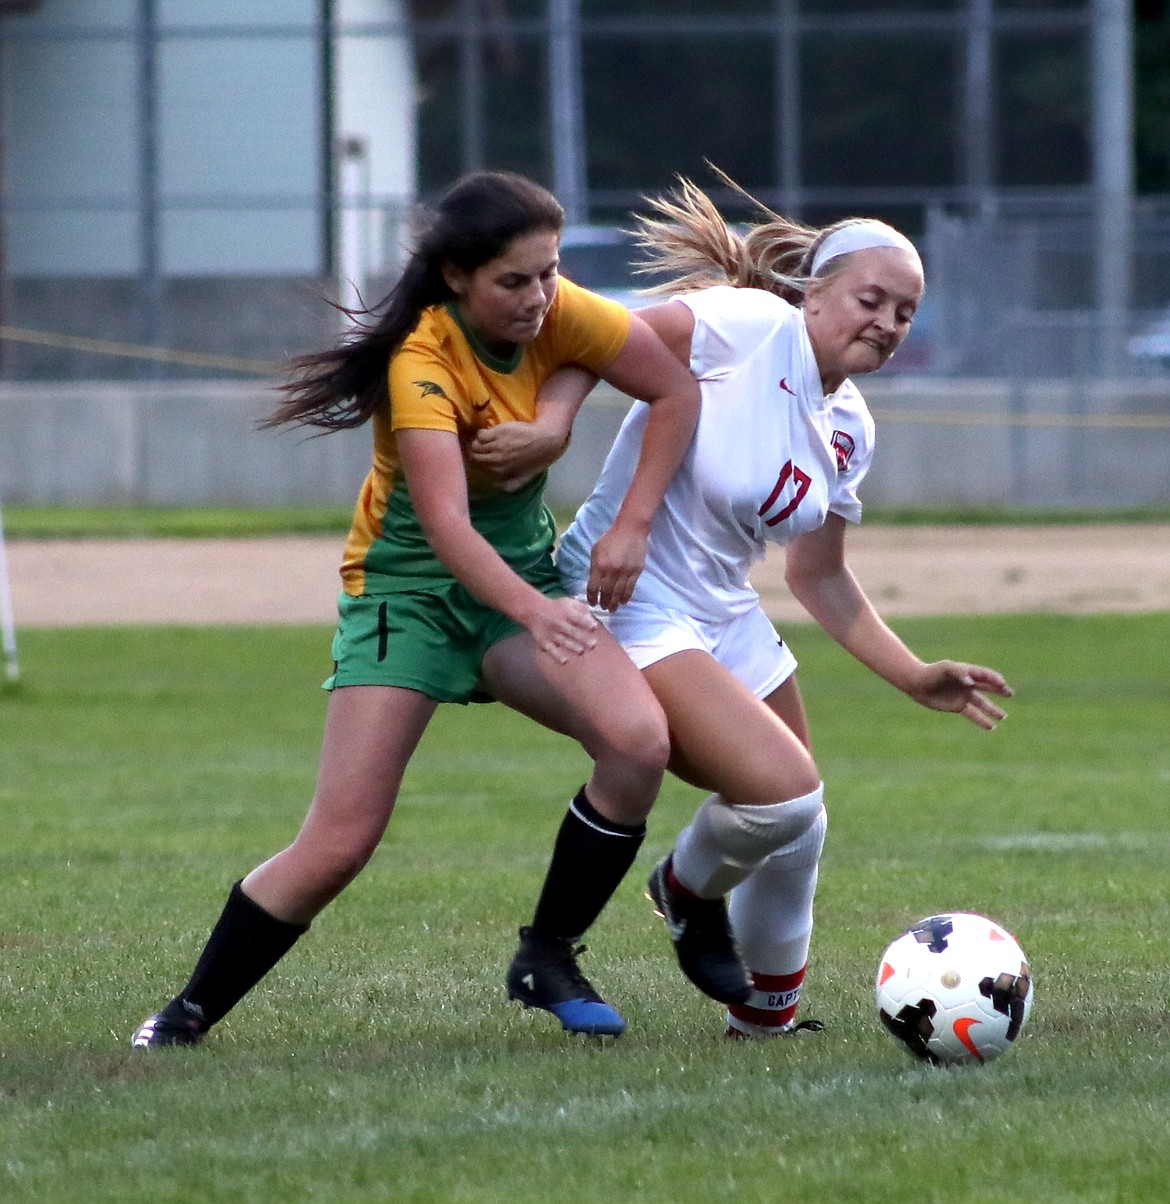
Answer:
[{"left": 265, "top": 171, "right": 565, "bottom": 431}]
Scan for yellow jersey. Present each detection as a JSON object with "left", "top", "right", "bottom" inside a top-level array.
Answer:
[{"left": 340, "top": 276, "right": 630, "bottom": 596}]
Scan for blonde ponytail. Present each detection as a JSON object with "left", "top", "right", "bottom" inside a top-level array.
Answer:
[{"left": 632, "top": 166, "right": 819, "bottom": 304}]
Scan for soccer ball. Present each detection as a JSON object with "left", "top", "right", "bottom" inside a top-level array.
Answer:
[{"left": 875, "top": 912, "right": 1033, "bottom": 1066}]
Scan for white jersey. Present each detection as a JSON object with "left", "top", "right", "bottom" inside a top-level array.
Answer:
[{"left": 557, "top": 286, "right": 875, "bottom": 621}]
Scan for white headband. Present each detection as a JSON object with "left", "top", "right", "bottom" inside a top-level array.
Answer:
[{"left": 810, "top": 220, "right": 920, "bottom": 276}]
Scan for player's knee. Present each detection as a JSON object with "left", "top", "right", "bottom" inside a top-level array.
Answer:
[
  {"left": 311, "top": 848, "right": 372, "bottom": 901},
  {"left": 782, "top": 748, "right": 822, "bottom": 801},
  {"left": 607, "top": 703, "right": 671, "bottom": 778},
  {"left": 760, "top": 802, "right": 827, "bottom": 870},
  {"left": 695, "top": 783, "right": 824, "bottom": 869},
  {"left": 731, "top": 745, "right": 820, "bottom": 805},
  {"left": 292, "top": 820, "right": 382, "bottom": 900}
]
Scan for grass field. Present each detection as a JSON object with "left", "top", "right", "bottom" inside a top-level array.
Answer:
[{"left": 2, "top": 612, "right": 1168, "bottom": 1202}]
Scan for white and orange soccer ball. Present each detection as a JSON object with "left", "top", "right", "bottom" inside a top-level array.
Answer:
[{"left": 875, "top": 912, "right": 1033, "bottom": 1066}]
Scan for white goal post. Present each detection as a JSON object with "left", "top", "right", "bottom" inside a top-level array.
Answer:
[{"left": 0, "top": 496, "right": 19, "bottom": 683}]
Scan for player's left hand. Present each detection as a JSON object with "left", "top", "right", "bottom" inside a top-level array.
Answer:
[
  {"left": 586, "top": 525, "right": 648, "bottom": 612},
  {"left": 466, "top": 421, "right": 569, "bottom": 492},
  {"left": 908, "top": 661, "right": 1014, "bottom": 730}
]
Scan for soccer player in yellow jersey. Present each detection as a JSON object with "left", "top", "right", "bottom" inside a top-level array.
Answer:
[{"left": 132, "top": 171, "right": 700, "bottom": 1047}]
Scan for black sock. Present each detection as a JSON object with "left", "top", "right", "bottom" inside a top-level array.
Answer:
[
  {"left": 529, "top": 786, "right": 646, "bottom": 942},
  {"left": 167, "top": 880, "right": 309, "bottom": 1028}
]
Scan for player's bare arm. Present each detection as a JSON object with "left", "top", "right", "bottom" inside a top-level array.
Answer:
[
  {"left": 786, "top": 517, "right": 1012, "bottom": 729},
  {"left": 587, "top": 312, "right": 701, "bottom": 609}
]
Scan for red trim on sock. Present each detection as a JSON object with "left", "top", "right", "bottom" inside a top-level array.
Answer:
[
  {"left": 729, "top": 1001, "right": 799, "bottom": 1027},
  {"left": 665, "top": 859, "right": 698, "bottom": 900},
  {"left": 750, "top": 968, "right": 805, "bottom": 993},
  {"left": 728, "top": 965, "right": 807, "bottom": 1028}
]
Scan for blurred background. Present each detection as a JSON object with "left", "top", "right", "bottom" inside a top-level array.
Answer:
[{"left": 0, "top": 0, "right": 1168, "bottom": 511}]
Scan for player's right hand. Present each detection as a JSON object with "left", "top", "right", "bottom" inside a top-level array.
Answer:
[{"left": 527, "top": 596, "right": 600, "bottom": 664}]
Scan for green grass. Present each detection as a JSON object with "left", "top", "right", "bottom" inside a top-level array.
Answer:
[
  {"left": 2, "top": 614, "right": 1169, "bottom": 1201},
  {"left": 3, "top": 503, "right": 1169, "bottom": 540}
]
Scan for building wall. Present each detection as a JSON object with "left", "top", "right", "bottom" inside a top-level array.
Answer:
[
  {"left": 3, "top": 379, "right": 1168, "bottom": 511},
  {"left": 0, "top": 1, "right": 416, "bottom": 375},
  {"left": 334, "top": 0, "right": 417, "bottom": 309},
  {"left": 1, "top": 0, "right": 327, "bottom": 278}
]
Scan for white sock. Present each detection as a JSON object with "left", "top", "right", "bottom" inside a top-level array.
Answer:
[
  {"left": 726, "top": 805, "right": 826, "bottom": 1035},
  {"left": 671, "top": 784, "right": 824, "bottom": 899}
]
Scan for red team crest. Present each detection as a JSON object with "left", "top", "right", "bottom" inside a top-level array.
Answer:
[{"left": 831, "top": 429, "right": 855, "bottom": 472}]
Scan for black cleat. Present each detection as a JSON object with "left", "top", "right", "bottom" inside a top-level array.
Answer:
[
  {"left": 506, "top": 926, "right": 626, "bottom": 1036},
  {"left": 646, "top": 857, "right": 751, "bottom": 1006},
  {"left": 131, "top": 1000, "right": 208, "bottom": 1049}
]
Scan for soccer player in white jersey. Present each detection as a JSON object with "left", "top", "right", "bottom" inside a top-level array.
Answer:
[{"left": 473, "top": 172, "right": 1015, "bottom": 1037}]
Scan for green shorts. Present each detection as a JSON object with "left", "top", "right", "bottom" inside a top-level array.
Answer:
[{"left": 323, "top": 568, "right": 566, "bottom": 704}]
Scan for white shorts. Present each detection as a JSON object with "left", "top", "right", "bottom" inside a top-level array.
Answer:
[{"left": 600, "top": 600, "right": 797, "bottom": 701}]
